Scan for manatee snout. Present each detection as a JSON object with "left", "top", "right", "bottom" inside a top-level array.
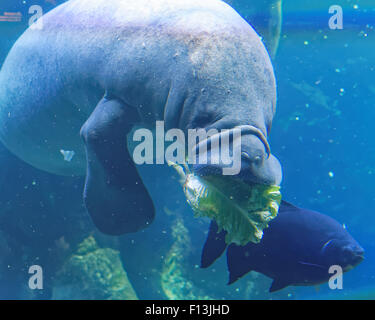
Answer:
[
  {"left": 192, "top": 131, "right": 282, "bottom": 186},
  {"left": 238, "top": 134, "right": 282, "bottom": 186}
]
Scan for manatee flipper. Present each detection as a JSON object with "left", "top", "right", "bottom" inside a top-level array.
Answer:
[
  {"left": 201, "top": 220, "right": 227, "bottom": 268},
  {"left": 80, "top": 96, "right": 155, "bottom": 235}
]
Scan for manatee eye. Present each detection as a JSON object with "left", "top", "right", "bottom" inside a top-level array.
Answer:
[
  {"left": 254, "top": 155, "right": 263, "bottom": 166},
  {"left": 241, "top": 151, "right": 250, "bottom": 160},
  {"left": 241, "top": 152, "right": 264, "bottom": 165}
]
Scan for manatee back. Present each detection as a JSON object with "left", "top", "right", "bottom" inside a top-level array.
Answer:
[{"left": 0, "top": 0, "right": 275, "bottom": 175}]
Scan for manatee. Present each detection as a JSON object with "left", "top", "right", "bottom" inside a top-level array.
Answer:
[
  {"left": 0, "top": 0, "right": 281, "bottom": 235},
  {"left": 201, "top": 201, "right": 365, "bottom": 292}
]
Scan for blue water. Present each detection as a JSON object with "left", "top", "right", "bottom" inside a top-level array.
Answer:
[{"left": 0, "top": 0, "right": 373, "bottom": 300}]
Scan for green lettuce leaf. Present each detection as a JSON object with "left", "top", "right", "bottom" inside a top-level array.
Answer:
[{"left": 170, "top": 162, "right": 281, "bottom": 245}]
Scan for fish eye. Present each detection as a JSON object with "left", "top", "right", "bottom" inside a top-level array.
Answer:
[{"left": 342, "top": 246, "right": 355, "bottom": 256}]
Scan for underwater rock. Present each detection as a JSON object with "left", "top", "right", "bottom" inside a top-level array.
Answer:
[
  {"left": 52, "top": 236, "right": 138, "bottom": 300},
  {"left": 161, "top": 216, "right": 213, "bottom": 300},
  {"left": 160, "top": 212, "right": 278, "bottom": 300}
]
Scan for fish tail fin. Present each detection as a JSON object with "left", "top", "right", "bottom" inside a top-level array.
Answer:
[
  {"left": 269, "top": 279, "right": 291, "bottom": 293},
  {"left": 227, "top": 272, "right": 241, "bottom": 285}
]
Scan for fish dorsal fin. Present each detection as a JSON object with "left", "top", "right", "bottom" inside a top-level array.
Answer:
[
  {"left": 226, "top": 244, "right": 255, "bottom": 285},
  {"left": 228, "top": 271, "right": 245, "bottom": 285},
  {"left": 280, "top": 200, "right": 300, "bottom": 211},
  {"left": 228, "top": 263, "right": 253, "bottom": 285},
  {"left": 201, "top": 220, "right": 227, "bottom": 268},
  {"left": 269, "top": 278, "right": 292, "bottom": 293}
]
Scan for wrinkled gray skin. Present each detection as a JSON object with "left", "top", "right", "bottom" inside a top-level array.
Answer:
[{"left": 0, "top": 0, "right": 282, "bottom": 235}]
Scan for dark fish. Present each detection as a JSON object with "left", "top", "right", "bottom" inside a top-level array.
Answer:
[{"left": 201, "top": 201, "right": 364, "bottom": 292}]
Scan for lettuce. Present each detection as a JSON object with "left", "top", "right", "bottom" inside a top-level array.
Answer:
[{"left": 170, "top": 162, "right": 281, "bottom": 245}]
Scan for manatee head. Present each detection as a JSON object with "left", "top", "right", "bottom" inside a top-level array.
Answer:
[
  {"left": 190, "top": 127, "right": 282, "bottom": 187},
  {"left": 167, "top": 4, "right": 282, "bottom": 188}
]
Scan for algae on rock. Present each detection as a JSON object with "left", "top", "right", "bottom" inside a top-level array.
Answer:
[
  {"left": 161, "top": 216, "right": 213, "bottom": 300},
  {"left": 52, "top": 236, "right": 138, "bottom": 300}
]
